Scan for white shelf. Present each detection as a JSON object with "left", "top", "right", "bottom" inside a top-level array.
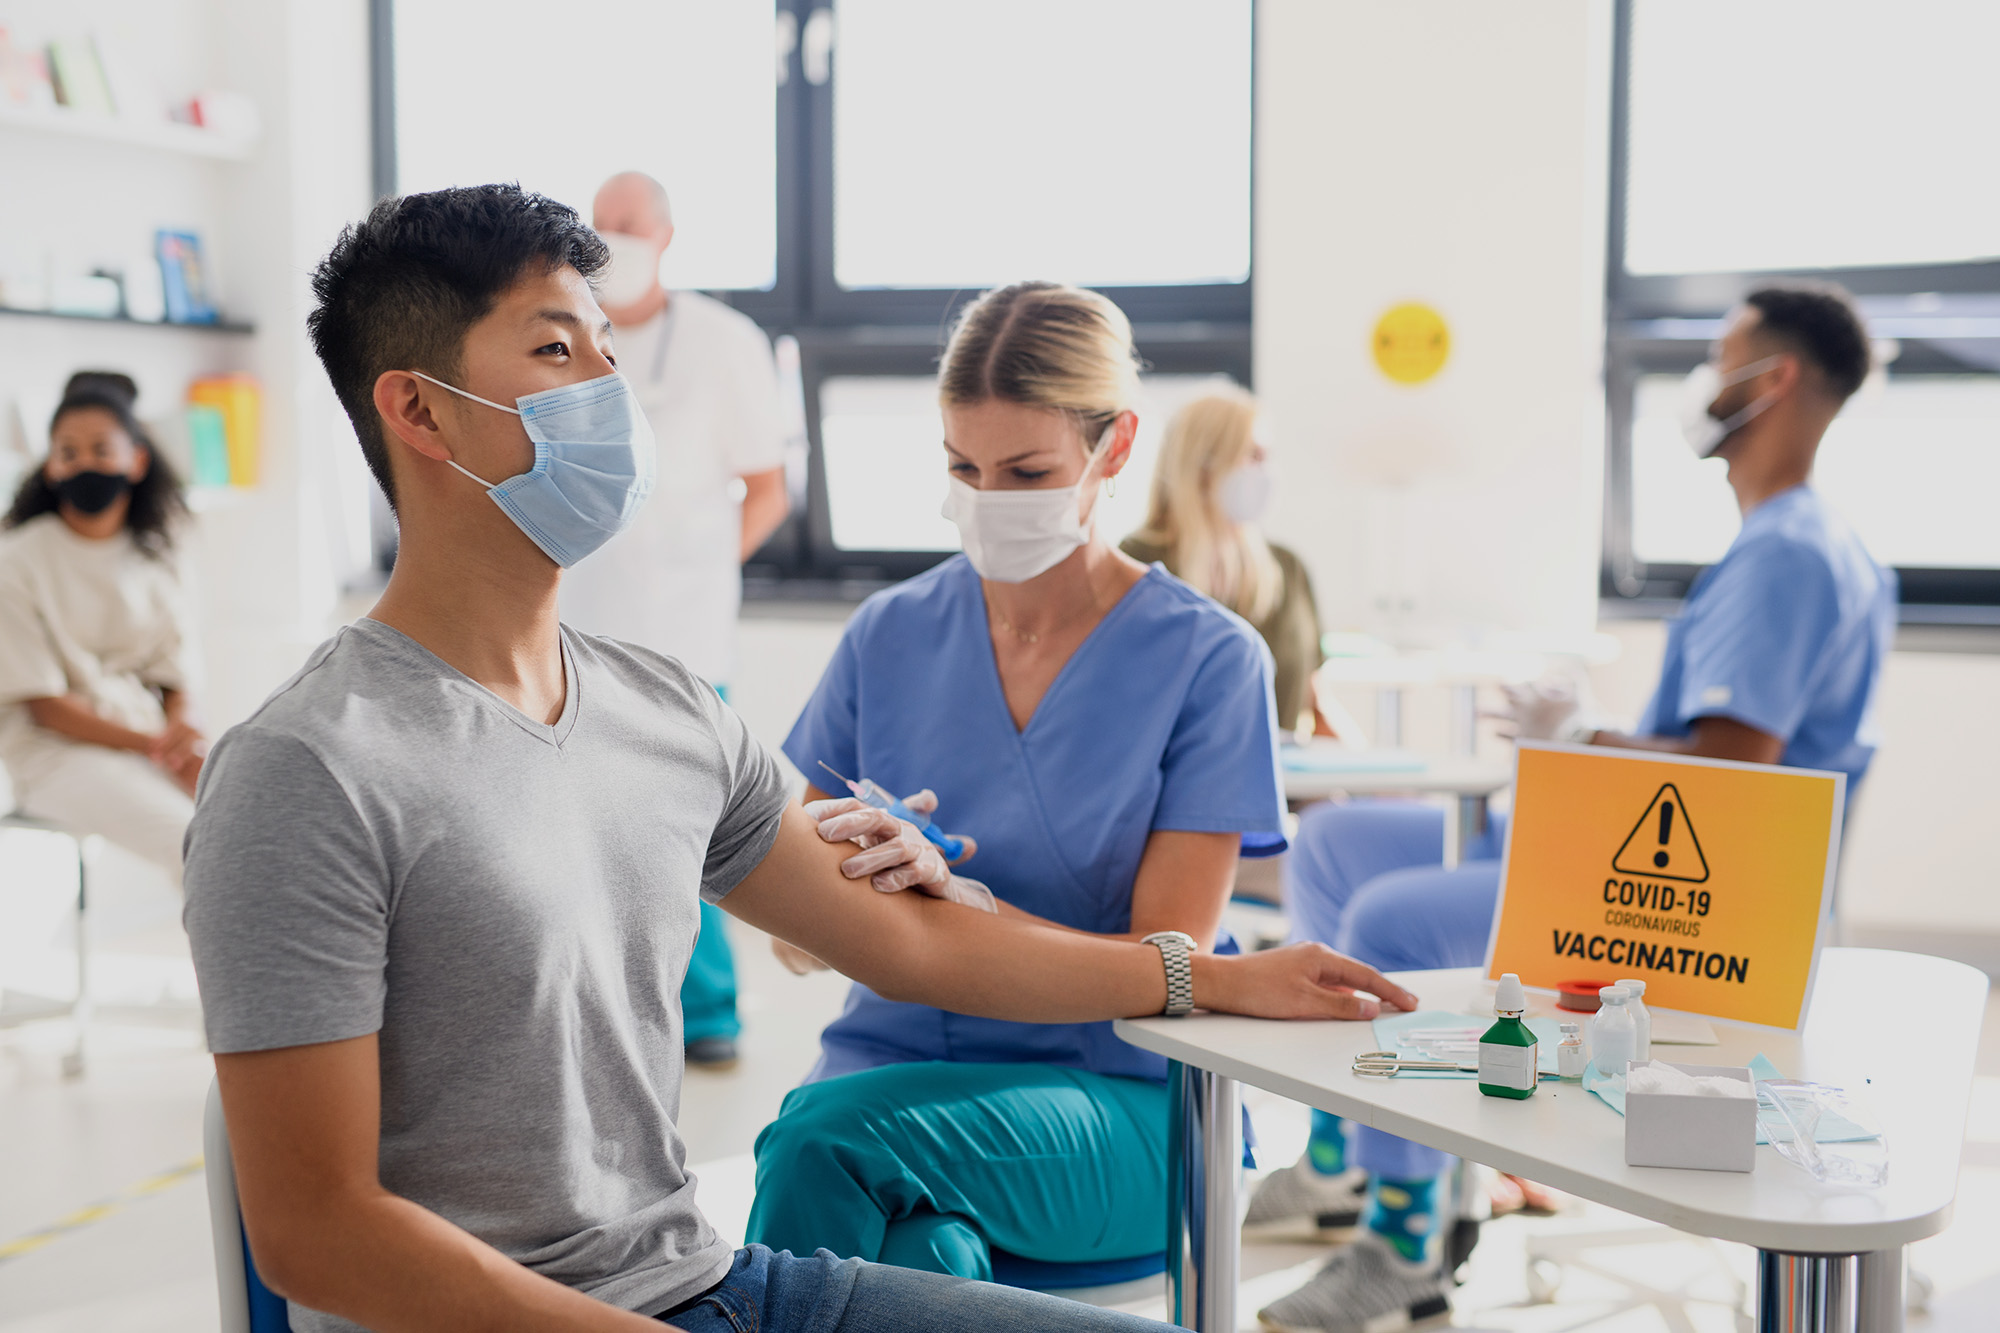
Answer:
[{"left": 0, "top": 102, "right": 255, "bottom": 161}]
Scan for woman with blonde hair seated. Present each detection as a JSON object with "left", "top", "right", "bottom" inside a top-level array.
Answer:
[
  {"left": 1121, "top": 387, "right": 1344, "bottom": 739},
  {"left": 746, "top": 282, "right": 1363, "bottom": 1284}
]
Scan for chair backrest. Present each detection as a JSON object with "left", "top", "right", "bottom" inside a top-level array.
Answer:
[{"left": 203, "top": 1079, "right": 294, "bottom": 1333}]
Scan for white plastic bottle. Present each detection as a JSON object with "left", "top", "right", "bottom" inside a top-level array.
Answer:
[
  {"left": 1615, "top": 977, "right": 1652, "bottom": 1063},
  {"left": 1588, "top": 985, "right": 1637, "bottom": 1081}
]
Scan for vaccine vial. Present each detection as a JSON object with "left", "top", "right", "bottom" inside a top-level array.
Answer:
[
  {"left": 1615, "top": 977, "right": 1652, "bottom": 1063},
  {"left": 1557, "top": 1022, "right": 1587, "bottom": 1080},
  {"left": 1589, "top": 985, "right": 1637, "bottom": 1080},
  {"left": 1478, "top": 973, "right": 1538, "bottom": 1100}
]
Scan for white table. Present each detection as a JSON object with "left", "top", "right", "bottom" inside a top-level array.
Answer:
[
  {"left": 1115, "top": 949, "right": 1987, "bottom": 1333},
  {"left": 1279, "top": 749, "right": 1513, "bottom": 866}
]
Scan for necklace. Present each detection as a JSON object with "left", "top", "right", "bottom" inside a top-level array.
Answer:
[{"left": 986, "top": 582, "right": 1107, "bottom": 646}]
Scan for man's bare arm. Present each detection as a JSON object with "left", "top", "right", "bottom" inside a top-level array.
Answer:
[
  {"left": 738, "top": 466, "right": 788, "bottom": 560},
  {"left": 724, "top": 803, "right": 1418, "bottom": 1021},
  {"left": 215, "top": 1037, "right": 674, "bottom": 1332},
  {"left": 1586, "top": 715, "right": 1784, "bottom": 765}
]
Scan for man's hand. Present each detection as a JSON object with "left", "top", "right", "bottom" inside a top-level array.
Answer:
[{"left": 1193, "top": 942, "right": 1419, "bottom": 1021}]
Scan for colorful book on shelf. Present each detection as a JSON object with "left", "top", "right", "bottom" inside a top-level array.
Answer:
[
  {"left": 156, "top": 230, "right": 217, "bottom": 324},
  {"left": 47, "top": 37, "right": 113, "bottom": 115},
  {"left": 188, "top": 375, "right": 260, "bottom": 487},
  {"left": 0, "top": 28, "right": 56, "bottom": 109},
  {"left": 184, "top": 405, "right": 231, "bottom": 488}
]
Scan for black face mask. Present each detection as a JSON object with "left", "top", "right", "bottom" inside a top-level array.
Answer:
[{"left": 52, "top": 470, "right": 133, "bottom": 516}]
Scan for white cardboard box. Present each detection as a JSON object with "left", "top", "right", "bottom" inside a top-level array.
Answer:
[{"left": 1623, "top": 1062, "right": 1757, "bottom": 1173}]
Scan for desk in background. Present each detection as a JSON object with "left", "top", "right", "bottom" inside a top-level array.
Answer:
[{"left": 1280, "top": 745, "right": 1512, "bottom": 867}]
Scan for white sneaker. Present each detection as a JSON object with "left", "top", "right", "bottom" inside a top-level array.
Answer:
[
  {"left": 1257, "top": 1233, "right": 1451, "bottom": 1333},
  {"left": 1242, "top": 1154, "right": 1368, "bottom": 1239}
]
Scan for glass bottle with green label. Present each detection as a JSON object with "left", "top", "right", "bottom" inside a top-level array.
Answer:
[{"left": 1478, "top": 973, "right": 1538, "bottom": 1100}]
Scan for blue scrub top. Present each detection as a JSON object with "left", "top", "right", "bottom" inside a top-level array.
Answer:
[
  {"left": 784, "top": 556, "right": 1286, "bottom": 1084},
  {"left": 1637, "top": 486, "right": 1895, "bottom": 797}
]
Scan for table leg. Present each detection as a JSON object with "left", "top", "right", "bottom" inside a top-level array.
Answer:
[
  {"left": 1855, "top": 1248, "right": 1904, "bottom": 1333},
  {"left": 1757, "top": 1249, "right": 1868, "bottom": 1332},
  {"left": 1449, "top": 683, "right": 1477, "bottom": 757},
  {"left": 1166, "top": 1060, "right": 1241, "bottom": 1332},
  {"left": 1374, "top": 687, "right": 1403, "bottom": 748}
]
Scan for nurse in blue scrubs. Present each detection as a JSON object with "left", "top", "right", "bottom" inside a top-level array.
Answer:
[
  {"left": 1251, "top": 283, "right": 1897, "bottom": 1333},
  {"left": 744, "top": 281, "right": 1290, "bottom": 1279}
]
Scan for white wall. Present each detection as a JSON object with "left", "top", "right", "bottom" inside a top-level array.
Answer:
[
  {"left": 0, "top": 1, "right": 373, "bottom": 733},
  {"left": 1255, "top": 0, "right": 1612, "bottom": 642}
]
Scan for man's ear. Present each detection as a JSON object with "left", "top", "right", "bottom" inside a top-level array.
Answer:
[{"left": 372, "top": 370, "right": 456, "bottom": 464}]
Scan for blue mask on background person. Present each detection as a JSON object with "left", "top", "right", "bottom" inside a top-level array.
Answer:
[{"left": 412, "top": 369, "right": 656, "bottom": 567}]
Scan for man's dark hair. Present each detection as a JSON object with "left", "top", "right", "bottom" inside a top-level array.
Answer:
[
  {"left": 307, "top": 184, "right": 608, "bottom": 508},
  {"left": 5, "top": 374, "right": 187, "bottom": 558},
  {"left": 1743, "top": 284, "right": 1871, "bottom": 404}
]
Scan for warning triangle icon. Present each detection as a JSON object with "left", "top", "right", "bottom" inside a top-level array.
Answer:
[{"left": 1611, "top": 783, "right": 1710, "bottom": 883}]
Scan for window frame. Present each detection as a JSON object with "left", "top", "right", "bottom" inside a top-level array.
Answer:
[
  {"left": 1603, "top": 0, "right": 2000, "bottom": 617},
  {"left": 374, "top": 0, "right": 1255, "bottom": 591}
]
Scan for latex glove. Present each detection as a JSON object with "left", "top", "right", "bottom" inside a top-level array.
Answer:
[
  {"left": 804, "top": 796, "right": 996, "bottom": 912},
  {"left": 1493, "top": 679, "right": 1589, "bottom": 742}
]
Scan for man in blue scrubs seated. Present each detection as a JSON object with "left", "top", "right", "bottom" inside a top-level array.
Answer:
[
  {"left": 1253, "top": 283, "right": 1896, "bottom": 1333},
  {"left": 745, "top": 281, "right": 1294, "bottom": 1284},
  {"left": 181, "top": 186, "right": 1421, "bottom": 1333}
]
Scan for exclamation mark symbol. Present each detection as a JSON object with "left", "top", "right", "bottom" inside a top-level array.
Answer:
[{"left": 1654, "top": 802, "right": 1674, "bottom": 869}]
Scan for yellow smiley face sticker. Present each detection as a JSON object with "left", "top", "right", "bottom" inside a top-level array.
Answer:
[{"left": 1371, "top": 303, "right": 1451, "bottom": 385}]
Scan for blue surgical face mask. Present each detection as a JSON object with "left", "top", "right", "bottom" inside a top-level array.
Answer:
[{"left": 412, "top": 370, "right": 656, "bottom": 567}]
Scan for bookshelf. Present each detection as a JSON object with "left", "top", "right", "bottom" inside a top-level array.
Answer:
[
  {"left": 0, "top": 305, "right": 254, "bottom": 335},
  {"left": 0, "top": 102, "right": 255, "bottom": 161}
]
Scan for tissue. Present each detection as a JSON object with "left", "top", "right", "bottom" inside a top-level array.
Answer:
[{"left": 1626, "top": 1061, "right": 1752, "bottom": 1099}]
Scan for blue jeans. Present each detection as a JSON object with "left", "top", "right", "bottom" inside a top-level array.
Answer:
[{"left": 656, "top": 1245, "right": 1169, "bottom": 1331}]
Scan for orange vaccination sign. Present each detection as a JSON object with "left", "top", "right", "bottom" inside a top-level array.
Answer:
[{"left": 1485, "top": 743, "right": 1844, "bottom": 1032}]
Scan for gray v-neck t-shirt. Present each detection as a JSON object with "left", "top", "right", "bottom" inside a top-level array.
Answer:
[{"left": 183, "top": 618, "right": 787, "bottom": 1331}]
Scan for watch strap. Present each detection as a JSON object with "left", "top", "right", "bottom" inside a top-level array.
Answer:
[{"left": 1142, "top": 931, "right": 1197, "bottom": 1017}]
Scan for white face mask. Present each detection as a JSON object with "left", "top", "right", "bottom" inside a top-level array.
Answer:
[
  {"left": 1218, "top": 459, "right": 1273, "bottom": 524},
  {"left": 1680, "top": 355, "right": 1784, "bottom": 458},
  {"left": 941, "top": 476, "right": 1090, "bottom": 583},
  {"left": 595, "top": 231, "right": 661, "bottom": 309}
]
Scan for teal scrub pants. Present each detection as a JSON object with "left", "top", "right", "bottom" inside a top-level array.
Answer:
[
  {"left": 746, "top": 1060, "right": 1168, "bottom": 1280},
  {"left": 682, "top": 900, "right": 740, "bottom": 1043}
]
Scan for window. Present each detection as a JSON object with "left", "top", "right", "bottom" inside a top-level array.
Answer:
[
  {"left": 1604, "top": 0, "right": 2000, "bottom": 613},
  {"left": 818, "top": 372, "right": 1243, "bottom": 554},
  {"left": 376, "top": 0, "right": 1255, "bottom": 586},
  {"left": 831, "top": 0, "right": 1252, "bottom": 291},
  {"left": 391, "top": 0, "right": 778, "bottom": 292},
  {"left": 1624, "top": 1, "right": 2000, "bottom": 276}
]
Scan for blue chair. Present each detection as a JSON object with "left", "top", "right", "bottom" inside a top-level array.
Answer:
[{"left": 203, "top": 1079, "right": 294, "bottom": 1333}]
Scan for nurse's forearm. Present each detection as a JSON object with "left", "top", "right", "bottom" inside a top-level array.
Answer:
[
  {"left": 738, "top": 467, "right": 789, "bottom": 561},
  {"left": 24, "top": 694, "right": 156, "bottom": 753},
  {"left": 1587, "top": 716, "right": 1783, "bottom": 765}
]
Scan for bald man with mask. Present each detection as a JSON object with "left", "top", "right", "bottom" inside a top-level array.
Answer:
[{"left": 561, "top": 171, "right": 791, "bottom": 1069}]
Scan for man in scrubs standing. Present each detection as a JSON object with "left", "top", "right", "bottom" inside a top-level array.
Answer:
[
  {"left": 562, "top": 171, "right": 790, "bottom": 1069},
  {"left": 1254, "top": 283, "right": 1897, "bottom": 1333}
]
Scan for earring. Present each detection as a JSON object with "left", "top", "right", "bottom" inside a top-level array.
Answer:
[{"left": 1105, "top": 474, "right": 1119, "bottom": 499}]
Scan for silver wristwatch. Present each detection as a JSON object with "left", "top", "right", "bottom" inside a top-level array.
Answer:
[{"left": 1142, "top": 931, "right": 1198, "bottom": 1017}]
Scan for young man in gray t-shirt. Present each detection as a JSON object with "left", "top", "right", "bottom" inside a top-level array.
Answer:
[{"left": 183, "top": 184, "right": 1416, "bottom": 1333}]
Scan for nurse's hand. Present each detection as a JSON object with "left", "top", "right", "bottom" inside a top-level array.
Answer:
[
  {"left": 772, "top": 938, "right": 831, "bottom": 974},
  {"left": 804, "top": 796, "right": 975, "bottom": 893},
  {"left": 1198, "top": 942, "right": 1421, "bottom": 1021}
]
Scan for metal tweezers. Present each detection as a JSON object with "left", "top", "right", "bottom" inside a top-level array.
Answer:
[{"left": 1352, "top": 1051, "right": 1476, "bottom": 1077}]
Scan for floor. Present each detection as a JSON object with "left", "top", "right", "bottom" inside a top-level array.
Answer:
[{"left": 1, "top": 836, "right": 1997, "bottom": 1332}]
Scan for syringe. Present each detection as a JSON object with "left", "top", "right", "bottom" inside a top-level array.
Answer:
[{"left": 816, "top": 762, "right": 967, "bottom": 860}]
